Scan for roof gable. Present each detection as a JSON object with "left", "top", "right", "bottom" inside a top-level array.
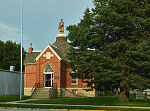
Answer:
[
  {"left": 24, "top": 52, "right": 40, "bottom": 65},
  {"left": 35, "top": 44, "right": 62, "bottom": 61}
]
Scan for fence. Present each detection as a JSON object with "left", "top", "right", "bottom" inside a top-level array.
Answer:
[{"left": 0, "top": 70, "right": 24, "bottom": 96}]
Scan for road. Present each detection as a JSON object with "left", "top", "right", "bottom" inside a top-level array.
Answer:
[{"left": 0, "top": 108, "right": 67, "bottom": 111}]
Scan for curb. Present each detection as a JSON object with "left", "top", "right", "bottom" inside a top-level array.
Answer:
[{"left": 0, "top": 107, "right": 105, "bottom": 111}]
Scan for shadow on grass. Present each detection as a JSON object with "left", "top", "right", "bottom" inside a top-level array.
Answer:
[
  {"left": 0, "top": 95, "right": 30, "bottom": 102},
  {"left": 22, "top": 94, "right": 150, "bottom": 107}
]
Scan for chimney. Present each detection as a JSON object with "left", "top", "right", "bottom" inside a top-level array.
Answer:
[
  {"left": 28, "top": 43, "right": 33, "bottom": 53},
  {"left": 56, "top": 34, "right": 67, "bottom": 42}
]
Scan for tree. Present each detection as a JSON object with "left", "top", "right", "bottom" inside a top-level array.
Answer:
[
  {"left": 0, "top": 40, "right": 26, "bottom": 71},
  {"left": 0, "top": 40, "right": 4, "bottom": 69},
  {"left": 67, "top": 0, "right": 150, "bottom": 102}
]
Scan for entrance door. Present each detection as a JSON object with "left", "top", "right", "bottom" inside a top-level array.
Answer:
[
  {"left": 43, "top": 64, "right": 54, "bottom": 88},
  {"left": 44, "top": 73, "right": 53, "bottom": 87}
]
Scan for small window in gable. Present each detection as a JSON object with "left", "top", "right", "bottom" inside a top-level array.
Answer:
[{"left": 44, "top": 64, "right": 53, "bottom": 72}]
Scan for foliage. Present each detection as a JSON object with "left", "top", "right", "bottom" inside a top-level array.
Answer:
[
  {"left": 66, "top": 0, "right": 150, "bottom": 102},
  {"left": 0, "top": 40, "right": 26, "bottom": 71},
  {"left": 0, "top": 40, "right": 4, "bottom": 69},
  {"left": 0, "top": 95, "right": 30, "bottom": 102}
]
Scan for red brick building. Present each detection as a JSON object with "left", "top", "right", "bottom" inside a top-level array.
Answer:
[{"left": 24, "top": 34, "right": 96, "bottom": 97}]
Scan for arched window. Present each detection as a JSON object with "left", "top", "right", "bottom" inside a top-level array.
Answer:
[
  {"left": 43, "top": 64, "right": 53, "bottom": 87},
  {"left": 44, "top": 64, "right": 53, "bottom": 72}
]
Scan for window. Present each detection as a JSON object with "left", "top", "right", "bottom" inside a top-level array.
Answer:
[
  {"left": 44, "top": 64, "right": 53, "bottom": 72},
  {"left": 72, "top": 90, "right": 77, "bottom": 94},
  {"left": 71, "top": 77, "right": 78, "bottom": 85}
]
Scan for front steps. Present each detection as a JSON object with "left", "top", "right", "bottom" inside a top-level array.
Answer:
[
  {"left": 31, "top": 88, "right": 56, "bottom": 99},
  {"left": 31, "top": 88, "right": 83, "bottom": 99}
]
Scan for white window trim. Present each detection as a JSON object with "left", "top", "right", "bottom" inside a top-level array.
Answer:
[
  {"left": 72, "top": 90, "right": 77, "bottom": 94},
  {"left": 71, "top": 78, "right": 78, "bottom": 85}
]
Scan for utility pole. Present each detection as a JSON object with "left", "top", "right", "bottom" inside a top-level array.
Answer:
[{"left": 20, "top": 0, "right": 23, "bottom": 100}]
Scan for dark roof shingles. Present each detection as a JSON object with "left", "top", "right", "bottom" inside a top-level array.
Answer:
[
  {"left": 24, "top": 37, "right": 70, "bottom": 64},
  {"left": 52, "top": 39, "right": 70, "bottom": 61},
  {"left": 24, "top": 52, "right": 40, "bottom": 64}
]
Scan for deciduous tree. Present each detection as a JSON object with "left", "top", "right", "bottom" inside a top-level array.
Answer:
[
  {"left": 0, "top": 40, "right": 4, "bottom": 69},
  {"left": 0, "top": 40, "right": 26, "bottom": 71}
]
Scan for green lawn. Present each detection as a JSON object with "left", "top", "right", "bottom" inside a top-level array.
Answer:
[
  {"left": 23, "top": 94, "right": 150, "bottom": 107},
  {"left": 1, "top": 95, "right": 150, "bottom": 110},
  {"left": 0, "top": 95, "right": 30, "bottom": 102},
  {"left": 0, "top": 104, "right": 150, "bottom": 111}
]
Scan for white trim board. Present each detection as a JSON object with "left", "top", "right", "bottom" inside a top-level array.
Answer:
[{"left": 35, "top": 44, "right": 62, "bottom": 61}]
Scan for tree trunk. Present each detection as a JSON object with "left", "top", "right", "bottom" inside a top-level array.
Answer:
[{"left": 119, "top": 82, "right": 129, "bottom": 102}]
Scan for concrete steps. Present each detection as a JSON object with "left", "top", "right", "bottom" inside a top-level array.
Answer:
[{"left": 31, "top": 88, "right": 50, "bottom": 99}]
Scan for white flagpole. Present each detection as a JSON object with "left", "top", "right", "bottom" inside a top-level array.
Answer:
[{"left": 20, "top": 0, "right": 23, "bottom": 100}]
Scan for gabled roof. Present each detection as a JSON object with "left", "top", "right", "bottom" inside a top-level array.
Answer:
[
  {"left": 24, "top": 34, "right": 70, "bottom": 65},
  {"left": 24, "top": 35, "right": 70, "bottom": 65},
  {"left": 53, "top": 37, "right": 70, "bottom": 61},
  {"left": 35, "top": 44, "right": 62, "bottom": 61},
  {"left": 24, "top": 52, "right": 40, "bottom": 65}
]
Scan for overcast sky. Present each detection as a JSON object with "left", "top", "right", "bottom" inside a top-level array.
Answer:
[{"left": 0, "top": 0, "right": 94, "bottom": 51}]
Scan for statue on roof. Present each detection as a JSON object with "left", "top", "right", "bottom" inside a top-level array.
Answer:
[{"left": 58, "top": 19, "right": 64, "bottom": 34}]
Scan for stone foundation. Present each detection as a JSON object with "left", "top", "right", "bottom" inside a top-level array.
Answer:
[
  {"left": 24, "top": 88, "right": 32, "bottom": 96},
  {"left": 77, "top": 89, "right": 94, "bottom": 97},
  {"left": 24, "top": 88, "right": 97, "bottom": 97},
  {"left": 57, "top": 88, "right": 96, "bottom": 97}
]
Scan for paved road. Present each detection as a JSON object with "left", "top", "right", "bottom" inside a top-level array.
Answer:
[
  {"left": 0, "top": 108, "right": 125, "bottom": 111},
  {"left": 0, "top": 108, "right": 64, "bottom": 111}
]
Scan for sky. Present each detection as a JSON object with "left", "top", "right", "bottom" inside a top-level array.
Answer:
[{"left": 0, "top": 0, "right": 94, "bottom": 51}]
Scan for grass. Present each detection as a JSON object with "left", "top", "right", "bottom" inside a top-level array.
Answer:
[
  {"left": 0, "top": 95, "right": 30, "bottom": 102},
  {"left": 23, "top": 94, "right": 150, "bottom": 107},
  {"left": 1, "top": 94, "right": 150, "bottom": 110}
]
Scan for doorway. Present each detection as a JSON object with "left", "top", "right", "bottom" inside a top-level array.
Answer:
[
  {"left": 43, "top": 64, "right": 53, "bottom": 88},
  {"left": 43, "top": 72, "right": 53, "bottom": 87}
]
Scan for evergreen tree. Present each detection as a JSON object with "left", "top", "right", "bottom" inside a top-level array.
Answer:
[{"left": 67, "top": 0, "right": 150, "bottom": 102}]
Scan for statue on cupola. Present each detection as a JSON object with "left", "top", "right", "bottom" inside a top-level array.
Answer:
[{"left": 58, "top": 19, "right": 64, "bottom": 34}]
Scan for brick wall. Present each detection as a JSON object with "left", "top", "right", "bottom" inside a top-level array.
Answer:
[
  {"left": 25, "top": 47, "right": 88, "bottom": 89},
  {"left": 25, "top": 47, "right": 61, "bottom": 88}
]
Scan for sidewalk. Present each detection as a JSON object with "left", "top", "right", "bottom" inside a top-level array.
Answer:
[{"left": 0, "top": 99, "right": 150, "bottom": 110}]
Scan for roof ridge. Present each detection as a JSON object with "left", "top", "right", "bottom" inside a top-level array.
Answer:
[
  {"left": 50, "top": 44, "right": 57, "bottom": 48},
  {"left": 35, "top": 44, "right": 62, "bottom": 61}
]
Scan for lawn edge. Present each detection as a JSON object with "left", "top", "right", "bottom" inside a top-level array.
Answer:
[{"left": 0, "top": 104, "right": 150, "bottom": 111}]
